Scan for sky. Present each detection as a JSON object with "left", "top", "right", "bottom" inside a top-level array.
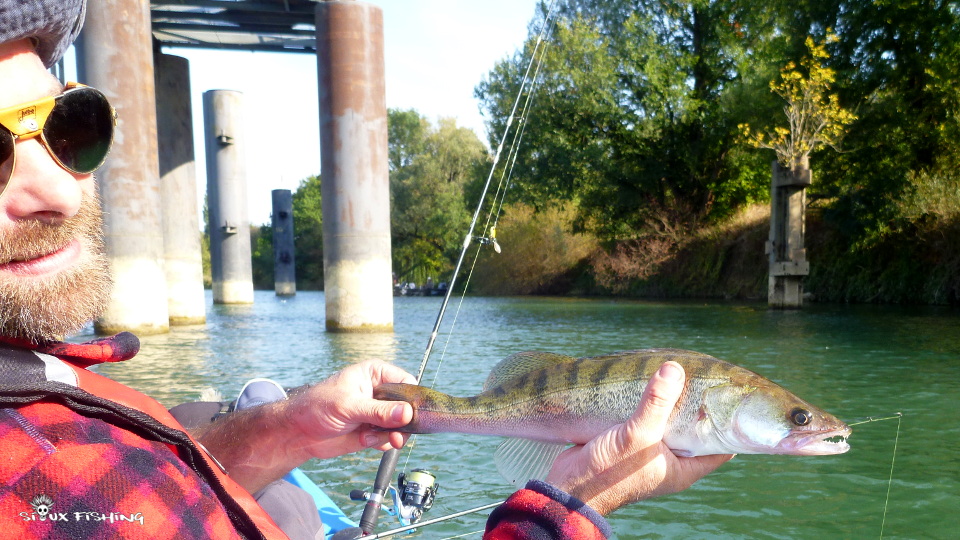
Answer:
[{"left": 155, "top": 1, "right": 541, "bottom": 226}]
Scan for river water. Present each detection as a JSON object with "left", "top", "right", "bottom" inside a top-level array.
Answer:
[{"left": 87, "top": 291, "right": 958, "bottom": 539}]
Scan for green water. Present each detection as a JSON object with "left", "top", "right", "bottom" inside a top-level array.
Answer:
[{"left": 90, "top": 292, "right": 960, "bottom": 539}]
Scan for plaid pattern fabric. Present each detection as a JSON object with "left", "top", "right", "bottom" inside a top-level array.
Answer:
[
  {"left": 0, "top": 336, "right": 285, "bottom": 539},
  {"left": 0, "top": 401, "right": 245, "bottom": 540},
  {"left": 484, "top": 480, "right": 611, "bottom": 540}
]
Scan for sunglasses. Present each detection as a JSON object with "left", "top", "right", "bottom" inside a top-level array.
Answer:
[{"left": 0, "top": 82, "right": 116, "bottom": 194}]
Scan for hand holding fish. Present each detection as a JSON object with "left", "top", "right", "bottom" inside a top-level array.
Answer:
[
  {"left": 286, "top": 359, "right": 417, "bottom": 459},
  {"left": 195, "top": 359, "right": 416, "bottom": 493},
  {"left": 544, "top": 361, "right": 734, "bottom": 515}
]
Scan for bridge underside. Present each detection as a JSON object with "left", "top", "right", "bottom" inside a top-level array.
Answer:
[{"left": 151, "top": 0, "right": 318, "bottom": 54}]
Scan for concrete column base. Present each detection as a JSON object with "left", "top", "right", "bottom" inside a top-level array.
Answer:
[
  {"left": 213, "top": 281, "right": 254, "bottom": 304},
  {"left": 324, "top": 259, "right": 393, "bottom": 333},
  {"left": 95, "top": 257, "right": 170, "bottom": 335},
  {"left": 768, "top": 275, "right": 804, "bottom": 309}
]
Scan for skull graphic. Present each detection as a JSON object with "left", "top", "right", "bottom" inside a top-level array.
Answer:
[{"left": 29, "top": 495, "right": 54, "bottom": 520}]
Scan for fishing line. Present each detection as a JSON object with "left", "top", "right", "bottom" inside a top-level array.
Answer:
[
  {"left": 382, "top": 1, "right": 561, "bottom": 529},
  {"left": 878, "top": 412, "right": 902, "bottom": 539},
  {"left": 845, "top": 412, "right": 902, "bottom": 539},
  {"left": 846, "top": 413, "right": 902, "bottom": 426},
  {"left": 480, "top": 26, "right": 553, "bottom": 240},
  {"left": 422, "top": 0, "right": 559, "bottom": 389}
]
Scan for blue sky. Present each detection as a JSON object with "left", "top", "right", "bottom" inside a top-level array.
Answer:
[{"left": 160, "top": 1, "right": 540, "bottom": 226}]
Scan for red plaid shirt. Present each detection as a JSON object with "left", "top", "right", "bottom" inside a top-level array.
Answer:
[
  {"left": 0, "top": 334, "right": 287, "bottom": 539},
  {"left": 1, "top": 401, "right": 244, "bottom": 539},
  {"left": 485, "top": 480, "right": 611, "bottom": 540}
]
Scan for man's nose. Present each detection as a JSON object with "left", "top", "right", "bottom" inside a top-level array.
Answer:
[{"left": 1, "top": 137, "right": 86, "bottom": 222}]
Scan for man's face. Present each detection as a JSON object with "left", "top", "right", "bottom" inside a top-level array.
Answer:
[{"left": 0, "top": 39, "right": 111, "bottom": 342}]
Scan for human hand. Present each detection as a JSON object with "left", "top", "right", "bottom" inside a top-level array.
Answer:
[
  {"left": 544, "top": 361, "right": 734, "bottom": 515},
  {"left": 285, "top": 359, "right": 417, "bottom": 460}
]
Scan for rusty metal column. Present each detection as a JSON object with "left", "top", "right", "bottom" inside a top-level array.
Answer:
[
  {"left": 75, "top": 0, "right": 170, "bottom": 335},
  {"left": 204, "top": 90, "right": 254, "bottom": 304},
  {"left": 767, "top": 157, "right": 811, "bottom": 308},
  {"left": 316, "top": 1, "right": 393, "bottom": 332},
  {"left": 272, "top": 189, "right": 297, "bottom": 296},
  {"left": 155, "top": 53, "right": 206, "bottom": 325}
]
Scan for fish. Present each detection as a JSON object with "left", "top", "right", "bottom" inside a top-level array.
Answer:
[{"left": 374, "top": 349, "right": 851, "bottom": 483}]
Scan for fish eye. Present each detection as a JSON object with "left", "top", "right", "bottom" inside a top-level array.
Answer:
[{"left": 790, "top": 408, "right": 812, "bottom": 426}]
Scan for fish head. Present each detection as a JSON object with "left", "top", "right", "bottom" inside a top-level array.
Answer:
[{"left": 724, "top": 384, "right": 851, "bottom": 455}]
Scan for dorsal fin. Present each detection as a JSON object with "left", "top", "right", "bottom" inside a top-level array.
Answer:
[{"left": 482, "top": 351, "right": 575, "bottom": 391}]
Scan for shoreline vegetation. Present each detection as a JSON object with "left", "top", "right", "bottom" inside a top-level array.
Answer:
[
  {"left": 239, "top": 196, "right": 960, "bottom": 306},
  {"left": 231, "top": 2, "right": 960, "bottom": 308},
  {"left": 471, "top": 202, "right": 960, "bottom": 306}
]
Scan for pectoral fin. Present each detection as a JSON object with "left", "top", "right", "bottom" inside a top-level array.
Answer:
[{"left": 494, "top": 438, "right": 569, "bottom": 485}]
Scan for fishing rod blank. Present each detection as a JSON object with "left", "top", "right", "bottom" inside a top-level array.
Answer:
[
  {"left": 347, "top": 2, "right": 560, "bottom": 535},
  {"left": 357, "top": 501, "right": 502, "bottom": 539}
]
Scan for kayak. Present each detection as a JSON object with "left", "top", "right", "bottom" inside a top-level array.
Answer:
[{"left": 284, "top": 468, "right": 357, "bottom": 539}]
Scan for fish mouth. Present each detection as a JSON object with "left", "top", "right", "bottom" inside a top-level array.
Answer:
[{"left": 778, "top": 426, "right": 852, "bottom": 455}]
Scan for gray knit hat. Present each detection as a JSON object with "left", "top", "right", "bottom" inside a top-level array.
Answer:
[{"left": 0, "top": 0, "right": 86, "bottom": 67}]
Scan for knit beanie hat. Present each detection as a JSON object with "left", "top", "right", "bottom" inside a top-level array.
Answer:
[{"left": 0, "top": 0, "right": 86, "bottom": 67}]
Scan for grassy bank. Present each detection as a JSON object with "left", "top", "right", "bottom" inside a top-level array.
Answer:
[{"left": 471, "top": 203, "right": 960, "bottom": 305}]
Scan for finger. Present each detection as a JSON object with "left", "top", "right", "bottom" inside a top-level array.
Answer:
[
  {"left": 350, "top": 399, "right": 413, "bottom": 429},
  {"left": 359, "top": 429, "right": 408, "bottom": 451},
  {"left": 367, "top": 360, "right": 418, "bottom": 385},
  {"left": 622, "top": 361, "right": 685, "bottom": 444}
]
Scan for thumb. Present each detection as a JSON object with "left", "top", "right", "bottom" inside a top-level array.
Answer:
[
  {"left": 622, "top": 361, "right": 685, "bottom": 446},
  {"left": 353, "top": 398, "right": 413, "bottom": 429}
]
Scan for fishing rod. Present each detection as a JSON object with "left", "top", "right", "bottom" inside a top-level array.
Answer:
[
  {"left": 336, "top": 2, "right": 560, "bottom": 537},
  {"left": 357, "top": 502, "right": 501, "bottom": 540}
]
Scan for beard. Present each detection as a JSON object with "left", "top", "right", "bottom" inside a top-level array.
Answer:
[{"left": 0, "top": 194, "right": 112, "bottom": 343}]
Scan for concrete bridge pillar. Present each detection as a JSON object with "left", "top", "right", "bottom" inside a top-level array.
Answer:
[
  {"left": 76, "top": 0, "right": 169, "bottom": 335},
  {"left": 272, "top": 189, "right": 296, "bottom": 296},
  {"left": 203, "top": 90, "right": 254, "bottom": 304},
  {"left": 155, "top": 53, "right": 206, "bottom": 325},
  {"left": 316, "top": 1, "right": 393, "bottom": 332},
  {"left": 767, "top": 157, "right": 811, "bottom": 308}
]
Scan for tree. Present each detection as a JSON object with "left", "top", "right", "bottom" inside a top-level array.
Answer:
[
  {"left": 476, "top": 0, "right": 779, "bottom": 239},
  {"left": 250, "top": 224, "right": 274, "bottom": 289},
  {"left": 739, "top": 34, "right": 857, "bottom": 170},
  {"left": 388, "top": 109, "right": 488, "bottom": 284},
  {"left": 807, "top": 0, "right": 960, "bottom": 243},
  {"left": 291, "top": 175, "right": 324, "bottom": 289}
]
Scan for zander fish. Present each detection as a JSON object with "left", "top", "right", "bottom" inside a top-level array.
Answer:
[{"left": 374, "top": 349, "right": 851, "bottom": 483}]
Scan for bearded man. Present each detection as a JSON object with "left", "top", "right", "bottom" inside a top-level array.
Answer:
[{"left": 0, "top": 2, "right": 730, "bottom": 539}]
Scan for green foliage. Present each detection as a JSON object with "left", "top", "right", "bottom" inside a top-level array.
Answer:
[
  {"left": 250, "top": 224, "right": 274, "bottom": 289},
  {"left": 467, "top": 0, "right": 960, "bottom": 303},
  {"left": 470, "top": 204, "right": 599, "bottom": 295},
  {"left": 740, "top": 34, "right": 857, "bottom": 169},
  {"left": 292, "top": 175, "right": 324, "bottom": 290},
  {"left": 388, "top": 109, "right": 489, "bottom": 285},
  {"left": 811, "top": 0, "right": 960, "bottom": 246},
  {"left": 476, "top": 0, "right": 780, "bottom": 239},
  {"left": 210, "top": 0, "right": 960, "bottom": 304}
]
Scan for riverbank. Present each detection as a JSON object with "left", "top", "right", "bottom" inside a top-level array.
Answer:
[{"left": 470, "top": 203, "right": 960, "bottom": 305}]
